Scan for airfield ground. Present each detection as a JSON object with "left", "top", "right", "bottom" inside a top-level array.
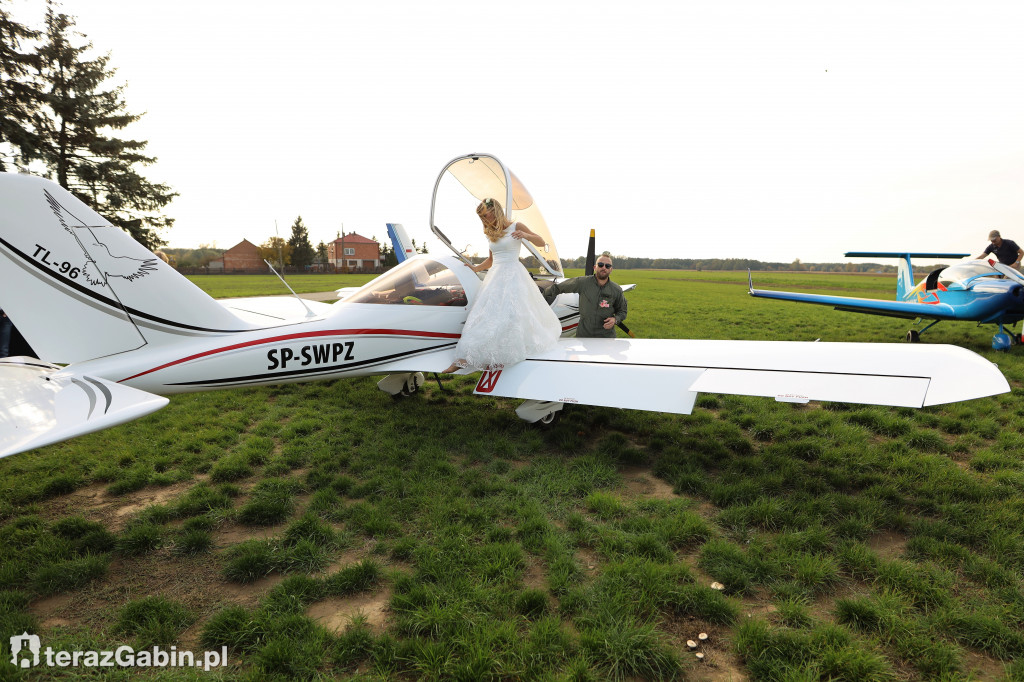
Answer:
[{"left": 1, "top": 270, "right": 1023, "bottom": 680}]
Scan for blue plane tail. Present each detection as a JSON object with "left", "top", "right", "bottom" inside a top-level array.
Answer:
[
  {"left": 387, "top": 223, "right": 415, "bottom": 263},
  {"left": 844, "top": 252, "right": 970, "bottom": 300}
]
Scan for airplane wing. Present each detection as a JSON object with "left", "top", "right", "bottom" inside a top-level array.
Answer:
[
  {"left": 0, "top": 358, "right": 168, "bottom": 459},
  {"left": 381, "top": 337, "right": 1009, "bottom": 410},
  {"left": 748, "top": 276, "right": 956, "bottom": 320}
]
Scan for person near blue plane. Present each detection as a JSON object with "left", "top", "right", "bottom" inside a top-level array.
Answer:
[{"left": 976, "top": 230, "right": 1023, "bottom": 271}]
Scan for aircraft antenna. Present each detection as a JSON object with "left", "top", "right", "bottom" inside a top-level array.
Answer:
[
  {"left": 274, "top": 220, "right": 285, "bottom": 273},
  {"left": 264, "top": 259, "right": 317, "bottom": 318}
]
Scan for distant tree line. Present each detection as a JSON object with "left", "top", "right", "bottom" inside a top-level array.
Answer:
[
  {"left": 161, "top": 246, "right": 222, "bottom": 268},
  {"left": 163, "top": 246, "right": 959, "bottom": 275},
  {"left": 559, "top": 256, "right": 958, "bottom": 274},
  {"left": 0, "top": 1, "right": 174, "bottom": 248}
]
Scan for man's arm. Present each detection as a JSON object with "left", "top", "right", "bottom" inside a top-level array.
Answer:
[
  {"left": 613, "top": 288, "right": 628, "bottom": 324},
  {"left": 543, "top": 276, "right": 581, "bottom": 303}
]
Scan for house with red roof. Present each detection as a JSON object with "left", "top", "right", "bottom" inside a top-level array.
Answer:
[{"left": 327, "top": 233, "right": 380, "bottom": 271}]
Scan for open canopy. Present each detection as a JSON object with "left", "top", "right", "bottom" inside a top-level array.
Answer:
[{"left": 430, "top": 154, "right": 563, "bottom": 277}]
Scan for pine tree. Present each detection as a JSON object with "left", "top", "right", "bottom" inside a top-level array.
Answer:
[
  {"left": 287, "top": 216, "right": 315, "bottom": 269},
  {"left": 0, "top": 1, "right": 40, "bottom": 172},
  {"left": 34, "top": 7, "right": 175, "bottom": 249}
]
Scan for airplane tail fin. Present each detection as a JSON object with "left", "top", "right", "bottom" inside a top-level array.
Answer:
[
  {"left": 0, "top": 174, "right": 253, "bottom": 363},
  {"left": 844, "top": 252, "right": 970, "bottom": 301},
  {"left": 896, "top": 255, "right": 914, "bottom": 299},
  {"left": 387, "top": 223, "right": 415, "bottom": 263}
]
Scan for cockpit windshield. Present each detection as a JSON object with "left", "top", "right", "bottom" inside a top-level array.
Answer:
[
  {"left": 344, "top": 259, "right": 467, "bottom": 306},
  {"left": 430, "top": 154, "right": 564, "bottom": 278},
  {"left": 936, "top": 260, "right": 1001, "bottom": 287}
]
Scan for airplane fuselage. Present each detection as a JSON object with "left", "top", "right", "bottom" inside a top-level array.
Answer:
[
  {"left": 906, "top": 277, "right": 1024, "bottom": 323},
  {"left": 66, "top": 256, "right": 582, "bottom": 396}
]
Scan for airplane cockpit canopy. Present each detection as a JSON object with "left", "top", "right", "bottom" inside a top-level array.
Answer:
[
  {"left": 344, "top": 258, "right": 467, "bottom": 306},
  {"left": 935, "top": 260, "right": 1003, "bottom": 288},
  {"left": 430, "top": 154, "right": 564, "bottom": 278}
]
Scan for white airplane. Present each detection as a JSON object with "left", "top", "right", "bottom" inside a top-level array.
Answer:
[{"left": 0, "top": 153, "right": 1011, "bottom": 459}]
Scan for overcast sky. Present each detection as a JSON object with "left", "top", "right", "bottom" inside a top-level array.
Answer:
[{"left": 9, "top": 0, "right": 1024, "bottom": 262}]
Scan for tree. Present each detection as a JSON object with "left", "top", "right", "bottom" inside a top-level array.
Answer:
[
  {"left": 0, "top": 1, "right": 41, "bottom": 172},
  {"left": 33, "top": 7, "right": 175, "bottom": 249},
  {"left": 377, "top": 237, "right": 398, "bottom": 268},
  {"left": 258, "top": 237, "right": 291, "bottom": 268},
  {"left": 286, "top": 216, "right": 315, "bottom": 269}
]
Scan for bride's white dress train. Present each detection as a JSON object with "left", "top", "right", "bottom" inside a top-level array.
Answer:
[{"left": 453, "top": 226, "right": 561, "bottom": 370}]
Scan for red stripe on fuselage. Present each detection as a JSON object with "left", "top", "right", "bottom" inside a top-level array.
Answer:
[{"left": 119, "top": 328, "right": 460, "bottom": 383}]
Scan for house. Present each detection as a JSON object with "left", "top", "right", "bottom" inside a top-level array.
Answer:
[
  {"left": 207, "top": 239, "right": 264, "bottom": 271},
  {"left": 327, "top": 233, "right": 380, "bottom": 271}
]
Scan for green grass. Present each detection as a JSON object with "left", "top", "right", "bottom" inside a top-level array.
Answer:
[
  {"left": 115, "top": 595, "right": 195, "bottom": 648},
  {"left": 186, "top": 273, "right": 372, "bottom": 299},
  {"left": 2, "top": 270, "right": 1023, "bottom": 680}
]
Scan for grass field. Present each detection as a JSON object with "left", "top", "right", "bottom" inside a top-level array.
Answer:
[{"left": 2, "top": 270, "right": 1023, "bottom": 680}]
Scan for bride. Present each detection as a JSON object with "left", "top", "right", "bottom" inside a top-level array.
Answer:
[{"left": 443, "top": 197, "right": 562, "bottom": 372}]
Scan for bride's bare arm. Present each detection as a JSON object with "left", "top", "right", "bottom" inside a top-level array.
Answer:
[
  {"left": 470, "top": 252, "right": 493, "bottom": 272},
  {"left": 510, "top": 223, "right": 546, "bottom": 248}
]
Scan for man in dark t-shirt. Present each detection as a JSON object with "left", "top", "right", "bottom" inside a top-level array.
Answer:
[{"left": 977, "top": 230, "right": 1023, "bottom": 269}]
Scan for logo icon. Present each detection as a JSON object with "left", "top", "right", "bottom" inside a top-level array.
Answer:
[
  {"left": 475, "top": 369, "right": 502, "bottom": 393},
  {"left": 10, "top": 632, "right": 41, "bottom": 668}
]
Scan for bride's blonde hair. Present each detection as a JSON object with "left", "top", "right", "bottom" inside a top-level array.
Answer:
[{"left": 477, "top": 198, "right": 512, "bottom": 242}]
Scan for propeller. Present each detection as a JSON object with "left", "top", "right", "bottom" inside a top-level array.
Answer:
[
  {"left": 584, "top": 229, "right": 596, "bottom": 276},
  {"left": 987, "top": 259, "right": 1024, "bottom": 284}
]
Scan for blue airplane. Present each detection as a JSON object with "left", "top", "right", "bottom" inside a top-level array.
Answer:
[{"left": 749, "top": 252, "right": 1024, "bottom": 350}]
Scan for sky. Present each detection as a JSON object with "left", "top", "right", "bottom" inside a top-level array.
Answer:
[{"left": 8, "top": 0, "right": 1024, "bottom": 263}]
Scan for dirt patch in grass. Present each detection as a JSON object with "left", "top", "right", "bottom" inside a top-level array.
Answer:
[
  {"left": 219, "top": 573, "right": 286, "bottom": 607},
  {"left": 316, "top": 545, "right": 370, "bottom": 577},
  {"left": 577, "top": 548, "right": 601, "bottom": 574},
  {"left": 113, "top": 482, "right": 195, "bottom": 521},
  {"left": 29, "top": 548, "right": 275, "bottom": 636},
  {"left": 523, "top": 557, "right": 546, "bottom": 590},
  {"left": 740, "top": 592, "right": 777, "bottom": 620},
  {"left": 215, "top": 521, "right": 288, "bottom": 546},
  {"left": 41, "top": 481, "right": 194, "bottom": 532},
  {"left": 662, "top": 616, "right": 748, "bottom": 681},
  {"left": 34, "top": 593, "right": 75, "bottom": 629},
  {"left": 807, "top": 583, "right": 863, "bottom": 624},
  {"left": 962, "top": 648, "right": 1015, "bottom": 681},
  {"left": 866, "top": 529, "right": 908, "bottom": 560},
  {"left": 306, "top": 589, "right": 391, "bottom": 634},
  {"left": 620, "top": 466, "right": 678, "bottom": 500}
]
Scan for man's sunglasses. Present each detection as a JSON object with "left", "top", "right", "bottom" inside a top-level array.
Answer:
[{"left": 596, "top": 263, "right": 612, "bottom": 269}]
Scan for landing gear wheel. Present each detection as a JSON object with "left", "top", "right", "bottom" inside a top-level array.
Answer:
[
  {"left": 537, "top": 409, "right": 560, "bottom": 426},
  {"left": 399, "top": 372, "right": 424, "bottom": 397},
  {"left": 906, "top": 330, "right": 920, "bottom": 343},
  {"left": 992, "top": 332, "right": 1013, "bottom": 351},
  {"left": 379, "top": 372, "right": 426, "bottom": 399}
]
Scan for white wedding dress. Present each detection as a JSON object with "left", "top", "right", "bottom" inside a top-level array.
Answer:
[{"left": 453, "top": 225, "right": 562, "bottom": 370}]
